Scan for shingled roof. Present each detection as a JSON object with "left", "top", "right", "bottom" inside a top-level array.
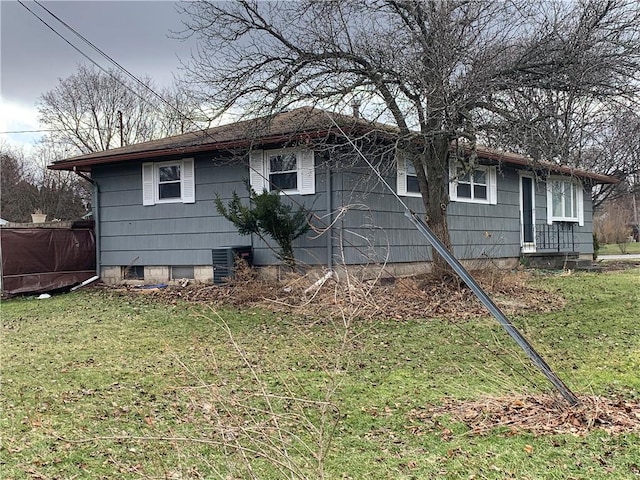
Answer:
[
  {"left": 50, "top": 106, "right": 617, "bottom": 184},
  {"left": 49, "top": 107, "right": 375, "bottom": 172}
]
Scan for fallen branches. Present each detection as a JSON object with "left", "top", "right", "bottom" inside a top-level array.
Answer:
[{"left": 111, "top": 269, "right": 565, "bottom": 322}]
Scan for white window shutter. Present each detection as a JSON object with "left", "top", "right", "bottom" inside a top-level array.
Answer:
[
  {"left": 577, "top": 182, "right": 584, "bottom": 226},
  {"left": 489, "top": 167, "right": 498, "bottom": 205},
  {"left": 298, "top": 149, "right": 315, "bottom": 195},
  {"left": 142, "top": 162, "right": 155, "bottom": 206},
  {"left": 249, "top": 150, "right": 266, "bottom": 193},
  {"left": 448, "top": 160, "right": 458, "bottom": 202},
  {"left": 182, "top": 158, "right": 195, "bottom": 203},
  {"left": 397, "top": 153, "right": 407, "bottom": 196}
]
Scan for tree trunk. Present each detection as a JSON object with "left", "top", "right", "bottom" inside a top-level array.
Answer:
[{"left": 415, "top": 138, "right": 455, "bottom": 279}]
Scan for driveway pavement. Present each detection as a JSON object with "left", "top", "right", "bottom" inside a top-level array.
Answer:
[{"left": 598, "top": 254, "right": 640, "bottom": 261}]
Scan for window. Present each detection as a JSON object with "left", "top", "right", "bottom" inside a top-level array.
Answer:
[
  {"left": 449, "top": 161, "right": 497, "bottom": 204},
  {"left": 397, "top": 153, "right": 423, "bottom": 196},
  {"left": 142, "top": 158, "right": 195, "bottom": 206},
  {"left": 158, "top": 164, "right": 181, "bottom": 200},
  {"left": 171, "top": 266, "right": 194, "bottom": 280},
  {"left": 460, "top": 168, "right": 485, "bottom": 200},
  {"left": 268, "top": 152, "right": 298, "bottom": 191},
  {"left": 249, "top": 148, "right": 315, "bottom": 195},
  {"left": 546, "top": 177, "right": 584, "bottom": 225},
  {"left": 123, "top": 265, "right": 144, "bottom": 280}
]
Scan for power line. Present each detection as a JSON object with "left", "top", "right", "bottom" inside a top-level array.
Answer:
[
  {"left": 17, "top": 0, "right": 201, "bottom": 140},
  {"left": 31, "top": 0, "right": 194, "bottom": 126},
  {"left": 17, "top": 1, "right": 120, "bottom": 83},
  {"left": 0, "top": 128, "right": 95, "bottom": 134}
]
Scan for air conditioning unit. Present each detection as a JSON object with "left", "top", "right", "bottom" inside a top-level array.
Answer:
[{"left": 211, "top": 246, "right": 253, "bottom": 284}]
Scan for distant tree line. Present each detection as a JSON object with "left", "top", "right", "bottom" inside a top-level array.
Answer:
[
  {"left": 0, "top": 144, "right": 89, "bottom": 223},
  {"left": 1, "top": 63, "right": 210, "bottom": 223}
]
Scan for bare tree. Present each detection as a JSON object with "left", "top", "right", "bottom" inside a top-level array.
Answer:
[
  {"left": 178, "top": 0, "right": 640, "bottom": 273},
  {"left": 156, "top": 84, "right": 211, "bottom": 137},
  {"left": 32, "top": 140, "right": 91, "bottom": 221},
  {"left": 37, "top": 64, "right": 206, "bottom": 155},
  {"left": 583, "top": 109, "right": 640, "bottom": 209},
  {"left": 0, "top": 142, "right": 89, "bottom": 222},
  {"left": 594, "top": 197, "right": 636, "bottom": 252},
  {"left": 0, "top": 145, "right": 38, "bottom": 222}
]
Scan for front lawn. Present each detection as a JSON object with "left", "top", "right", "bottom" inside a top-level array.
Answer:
[
  {"left": 598, "top": 242, "right": 640, "bottom": 255},
  {"left": 1, "top": 269, "right": 639, "bottom": 479}
]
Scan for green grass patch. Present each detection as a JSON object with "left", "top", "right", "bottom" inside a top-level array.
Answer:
[
  {"left": 598, "top": 242, "right": 640, "bottom": 255},
  {"left": 1, "top": 270, "right": 639, "bottom": 479}
]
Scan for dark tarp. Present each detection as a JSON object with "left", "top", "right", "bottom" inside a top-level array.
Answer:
[{"left": 1, "top": 227, "right": 96, "bottom": 296}]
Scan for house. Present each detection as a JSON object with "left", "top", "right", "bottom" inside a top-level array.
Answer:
[{"left": 49, "top": 107, "right": 617, "bottom": 284}]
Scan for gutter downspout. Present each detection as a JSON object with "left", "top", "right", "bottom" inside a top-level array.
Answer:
[{"left": 74, "top": 168, "right": 100, "bottom": 278}]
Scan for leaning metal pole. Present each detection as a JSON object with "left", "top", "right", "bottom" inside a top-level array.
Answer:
[{"left": 405, "top": 210, "right": 580, "bottom": 406}]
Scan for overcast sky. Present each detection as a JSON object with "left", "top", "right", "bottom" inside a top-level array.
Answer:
[{"left": 1, "top": 0, "right": 195, "bottom": 152}]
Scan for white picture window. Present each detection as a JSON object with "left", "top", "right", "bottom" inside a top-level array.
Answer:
[
  {"left": 546, "top": 177, "right": 583, "bottom": 225},
  {"left": 449, "top": 161, "right": 497, "bottom": 205},
  {"left": 142, "top": 158, "right": 195, "bottom": 206},
  {"left": 249, "top": 148, "right": 315, "bottom": 195}
]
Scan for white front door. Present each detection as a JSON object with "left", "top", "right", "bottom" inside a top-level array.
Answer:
[{"left": 520, "top": 175, "right": 536, "bottom": 253}]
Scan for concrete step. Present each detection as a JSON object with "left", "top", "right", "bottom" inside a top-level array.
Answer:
[{"left": 564, "top": 259, "right": 602, "bottom": 272}]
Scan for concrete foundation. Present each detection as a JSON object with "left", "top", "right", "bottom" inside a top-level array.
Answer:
[{"left": 97, "top": 257, "right": 521, "bottom": 286}]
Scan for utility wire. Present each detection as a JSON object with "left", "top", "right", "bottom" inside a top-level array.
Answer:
[
  {"left": 31, "top": 0, "right": 195, "bottom": 127},
  {"left": 1, "top": 128, "right": 110, "bottom": 134},
  {"left": 17, "top": 0, "right": 203, "bottom": 141},
  {"left": 1, "top": 129, "right": 60, "bottom": 134}
]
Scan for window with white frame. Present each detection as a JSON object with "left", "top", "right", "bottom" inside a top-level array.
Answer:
[
  {"left": 268, "top": 151, "right": 298, "bottom": 191},
  {"left": 449, "top": 161, "right": 497, "bottom": 204},
  {"left": 142, "top": 158, "right": 195, "bottom": 206},
  {"left": 158, "top": 164, "right": 181, "bottom": 200},
  {"left": 397, "top": 153, "right": 423, "bottom": 196},
  {"left": 249, "top": 148, "right": 315, "bottom": 195},
  {"left": 546, "top": 177, "right": 583, "bottom": 225}
]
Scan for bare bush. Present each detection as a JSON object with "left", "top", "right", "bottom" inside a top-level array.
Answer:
[{"left": 593, "top": 200, "right": 634, "bottom": 252}]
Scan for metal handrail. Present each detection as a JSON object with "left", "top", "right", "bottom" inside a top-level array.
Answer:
[{"left": 535, "top": 222, "right": 575, "bottom": 252}]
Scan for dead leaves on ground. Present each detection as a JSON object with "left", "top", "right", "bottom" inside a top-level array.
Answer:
[
  {"left": 114, "top": 269, "right": 565, "bottom": 322},
  {"left": 408, "top": 394, "right": 640, "bottom": 437}
]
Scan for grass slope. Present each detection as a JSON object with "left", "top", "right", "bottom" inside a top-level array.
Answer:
[
  {"left": 598, "top": 242, "right": 640, "bottom": 255},
  {"left": 1, "top": 269, "right": 638, "bottom": 479}
]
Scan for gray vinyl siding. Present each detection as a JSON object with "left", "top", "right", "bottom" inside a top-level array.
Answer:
[
  {"left": 95, "top": 158, "right": 250, "bottom": 267},
  {"left": 330, "top": 162, "right": 594, "bottom": 263},
  {"left": 93, "top": 150, "right": 596, "bottom": 272},
  {"left": 94, "top": 155, "right": 329, "bottom": 268},
  {"left": 332, "top": 163, "right": 523, "bottom": 265},
  {"left": 333, "top": 165, "right": 434, "bottom": 265},
  {"left": 448, "top": 167, "right": 521, "bottom": 259},
  {"left": 249, "top": 166, "right": 328, "bottom": 265}
]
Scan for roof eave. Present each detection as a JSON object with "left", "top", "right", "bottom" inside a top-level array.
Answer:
[
  {"left": 49, "top": 128, "right": 344, "bottom": 172},
  {"left": 468, "top": 148, "right": 619, "bottom": 185},
  {"left": 50, "top": 114, "right": 619, "bottom": 185}
]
